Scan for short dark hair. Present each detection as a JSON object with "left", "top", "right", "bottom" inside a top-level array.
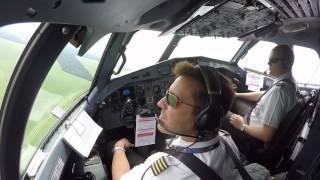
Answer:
[
  {"left": 271, "top": 44, "right": 294, "bottom": 70},
  {"left": 173, "top": 61, "right": 235, "bottom": 115}
]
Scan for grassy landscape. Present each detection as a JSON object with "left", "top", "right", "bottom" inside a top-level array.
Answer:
[
  {"left": 0, "top": 38, "right": 25, "bottom": 101},
  {"left": 0, "top": 37, "right": 100, "bottom": 171}
]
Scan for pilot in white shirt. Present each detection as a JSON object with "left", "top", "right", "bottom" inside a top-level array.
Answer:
[
  {"left": 120, "top": 132, "right": 239, "bottom": 180},
  {"left": 111, "top": 61, "right": 238, "bottom": 180},
  {"left": 228, "top": 45, "right": 297, "bottom": 157}
]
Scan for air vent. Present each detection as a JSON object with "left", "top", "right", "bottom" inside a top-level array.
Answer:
[{"left": 281, "top": 22, "right": 309, "bottom": 33}]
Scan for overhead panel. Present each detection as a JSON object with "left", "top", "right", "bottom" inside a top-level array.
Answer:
[
  {"left": 258, "top": 0, "right": 320, "bottom": 18},
  {"left": 175, "top": 0, "right": 276, "bottom": 37},
  {"left": 257, "top": 0, "right": 289, "bottom": 18},
  {"left": 309, "top": 0, "right": 319, "bottom": 16},
  {"left": 298, "top": 0, "right": 312, "bottom": 17},
  {"left": 286, "top": 0, "right": 305, "bottom": 17},
  {"left": 274, "top": 0, "right": 297, "bottom": 17}
]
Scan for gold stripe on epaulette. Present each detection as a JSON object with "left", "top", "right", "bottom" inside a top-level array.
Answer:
[
  {"left": 159, "top": 157, "right": 168, "bottom": 168},
  {"left": 154, "top": 161, "right": 161, "bottom": 174},
  {"left": 150, "top": 156, "right": 169, "bottom": 176},
  {"left": 151, "top": 163, "right": 159, "bottom": 175}
]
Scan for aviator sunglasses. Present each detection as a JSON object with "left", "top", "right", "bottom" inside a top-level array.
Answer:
[
  {"left": 165, "top": 90, "right": 200, "bottom": 108},
  {"left": 268, "top": 57, "right": 282, "bottom": 66}
]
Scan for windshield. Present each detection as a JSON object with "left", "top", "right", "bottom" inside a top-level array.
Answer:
[
  {"left": 112, "top": 31, "right": 243, "bottom": 79},
  {"left": 238, "top": 41, "right": 276, "bottom": 73},
  {"left": 169, "top": 36, "right": 243, "bottom": 61},
  {"left": 112, "top": 30, "right": 173, "bottom": 78}
]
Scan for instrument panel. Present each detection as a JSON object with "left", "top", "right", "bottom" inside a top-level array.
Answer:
[{"left": 98, "top": 76, "right": 174, "bottom": 130}]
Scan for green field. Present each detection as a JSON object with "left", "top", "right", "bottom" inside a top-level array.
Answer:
[
  {"left": 0, "top": 38, "right": 25, "bottom": 101},
  {"left": 0, "top": 37, "right": 100, "bottom": 171}
]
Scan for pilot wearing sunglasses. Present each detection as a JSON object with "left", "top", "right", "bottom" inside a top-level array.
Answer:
[
  {"left": 111, "top": 61, "right": 240, "bottom": 180},
  {"left": 226, "top": 44, "right": 297, "bottom": 159}
]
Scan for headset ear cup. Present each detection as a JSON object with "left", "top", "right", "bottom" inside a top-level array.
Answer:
[
  {"left": 210, "top": 105, "right": 223, "bottom": 130},
  {"left": 196, "top": 105, "right": 223, "bottom": 133},
  {"left": 195, "top": 106, "right": 209, "bottom": 131}
]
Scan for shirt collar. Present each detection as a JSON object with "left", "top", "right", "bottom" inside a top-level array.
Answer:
[
  {"left": 171, "top": 134, "right": 220, "bottom": 149},
  {"left": 273, "top": 72, "right": 295, "bottom": 85}
]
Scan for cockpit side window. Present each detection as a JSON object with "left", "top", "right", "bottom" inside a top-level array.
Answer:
[
  {"left": 292, "top": 46, "right": 320, "bottom": 86},
  {"left": 238, "top": 41, "right": 320, "bottom": 86},
  {"left": 0, "top": 23, "right": 39, "bottom": 109},
  {"left": 19, "top": 31, "right": 110, "bottom": 174}
]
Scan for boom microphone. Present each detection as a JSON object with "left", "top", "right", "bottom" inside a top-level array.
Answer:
[{"left": 155, "top": 116, "right": 202, "bottom": 140}]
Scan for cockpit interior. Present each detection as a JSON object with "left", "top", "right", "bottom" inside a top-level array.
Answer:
[{"left": 1, "top": 0, "right": 320, "bottom": 180}]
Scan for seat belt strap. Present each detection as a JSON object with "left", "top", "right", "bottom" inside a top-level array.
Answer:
[
  {"left": 220, "top": 138, "right": 253, "bottom": 180},
  {"left": 165, "top": 150, "right": 223, "bottom": 180}
]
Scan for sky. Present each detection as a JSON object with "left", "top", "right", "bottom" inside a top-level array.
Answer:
[{"left": 0, "top": 23, "right": 39, "bottom": 43}]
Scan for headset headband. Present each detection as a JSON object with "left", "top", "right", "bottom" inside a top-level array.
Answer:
[{"left": 197, "top": 65, "right": 222, "bottom": 104}]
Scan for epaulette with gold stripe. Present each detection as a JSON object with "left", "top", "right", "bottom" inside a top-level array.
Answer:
[{"left": 150, "top": 156, "right": 169, "bottom": 176}]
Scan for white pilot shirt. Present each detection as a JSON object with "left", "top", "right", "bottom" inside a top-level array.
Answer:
[
  {"left": 249, "top": 72, "right": 297, "bottom": 128},
  {"left": 120, "top": 132, "right": 240, "bottom": 180}
]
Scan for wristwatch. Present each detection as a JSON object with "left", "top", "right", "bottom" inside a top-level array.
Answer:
[
  {"left": 240, "top": 124, "right": 248, "bottom": 132},
  {"left": 113, "top": 146, "right": 126, "bottom": 153}
]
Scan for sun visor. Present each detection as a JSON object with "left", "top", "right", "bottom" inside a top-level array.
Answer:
[{"left": 77, "top": 28, "right": 109, "bottom": 56}]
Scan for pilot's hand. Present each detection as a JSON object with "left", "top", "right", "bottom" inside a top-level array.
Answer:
[
  {"left": 225, "top": 111, "right": 234, "bottom": 119},
  {"left": 229, "top": 114, "right": 245, "bottom": 130},
  {"left": 114, "top": 138, "right": 134, "bottom": 149}
]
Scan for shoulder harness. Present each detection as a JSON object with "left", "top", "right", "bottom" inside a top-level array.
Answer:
[{"left": 275, "top": 78, "right": 295, "bottom": 88}]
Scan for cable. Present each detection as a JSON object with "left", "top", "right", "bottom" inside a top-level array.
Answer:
[
  {"left": 140, "top": 165, "right": 152, "bottom": 180},
  {"left": 155, "top": 115, "right": 202, "bottom": 139},
  {"left": 141, "top": 115, "right": 204, "bottom": 179},
  {"left": 167, "top": 138, "right": 198, "bottom": 156}
]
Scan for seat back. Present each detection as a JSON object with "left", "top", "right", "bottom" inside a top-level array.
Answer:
[
  {"left": 230, "top": 97, "right": 255, "bottom": 117},
  {"left": 264, "top": 101, "right": 305, "bottom": 151},
  {"left": 287, "top": 93, "right": 320, "bottom": 179},
  {"left": 230, "top": 95, "right": 311, "bottom": 174},
  {"left": 256, "top": 98, "right": 311, "bottom": 173}
]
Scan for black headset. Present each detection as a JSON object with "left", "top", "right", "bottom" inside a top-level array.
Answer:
[{"left": 195, "top": 65, "right": 224, "bottom": 136}]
